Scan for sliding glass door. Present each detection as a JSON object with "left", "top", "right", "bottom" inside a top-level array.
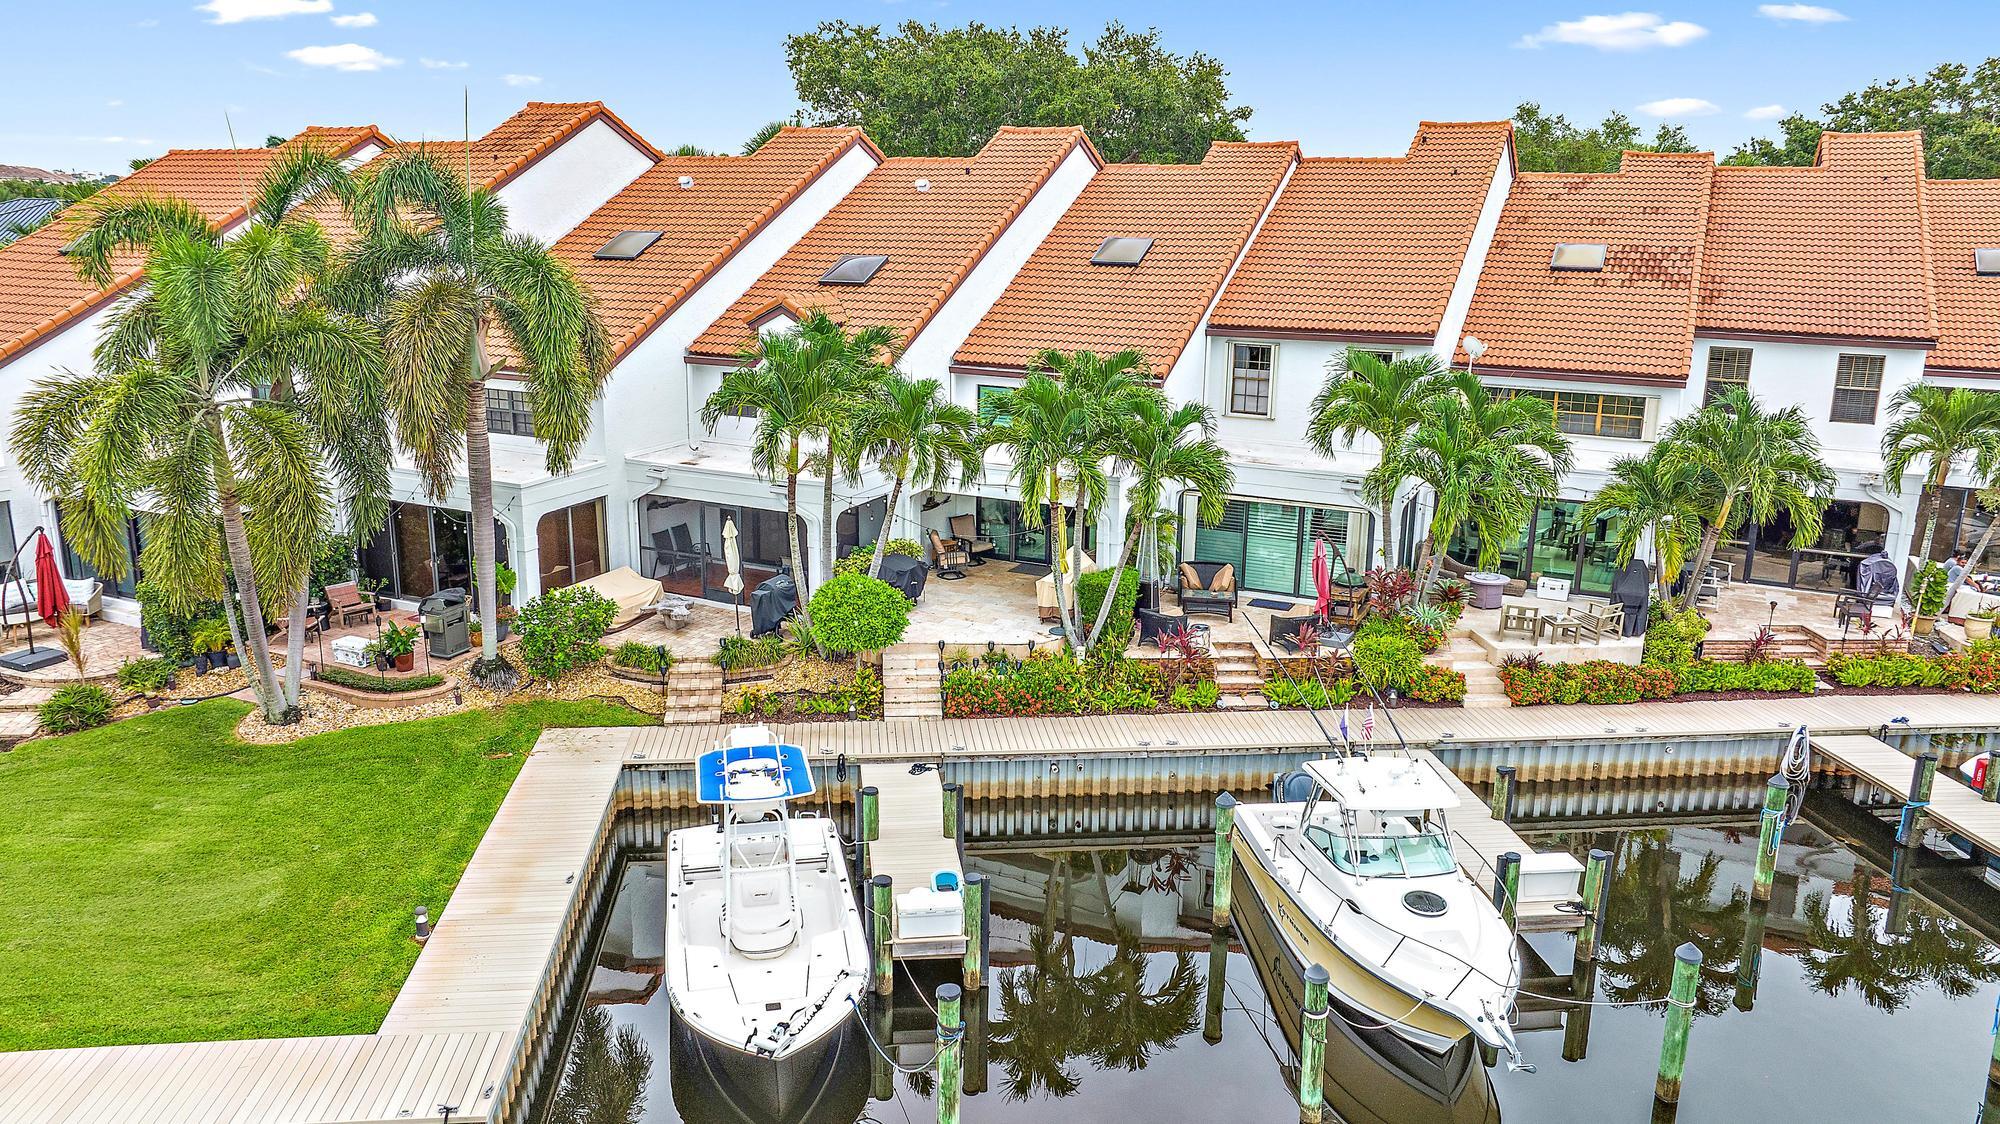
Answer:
[{"left": 1190, "top": 499, "right": 1355, "bottom": 598}]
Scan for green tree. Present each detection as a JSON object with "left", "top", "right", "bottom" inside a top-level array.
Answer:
[
  {"left": 1305, "top": 349, "right": 1451, "bottom": 568},
  {"left": 0, "top": 178, "right": 101, "bottom": 204},
  {"left": 1397, "top": 371, "right": 1572, "bottom": 592},
  {"left": 850, "top": 375, "right": 981, "bottom": 579},
  {"left": 784, "top": 20, "right": 1251, "bottom": 162},
  {"left": 1510, "top": 101, "right": 1697, "bottom": 173},
  {"left": 1661, "top": 388, "right": 1834, "bottom": 610},
  {"left": 1880, "top": 384, "right": 2000, "bottom": 564},
  {"left": 742, "top": 120, "right": 790, "bottom": 155},
  {"left": 1580, "top": 445, "right": 1710, "bottom": 601},
  {"left": 14, "top": 143, "right": 388, "bottom": 723},
  {"left": 1086, "top": 396, "right": 1232, "bottom": 648},
  {"left": 1723, "top": 113, "right": 1825, "bottom": 167},
  {"left": 340, "top": 148, "right": 610, "bottom": 688}
]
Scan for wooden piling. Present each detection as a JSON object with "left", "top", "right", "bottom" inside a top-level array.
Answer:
[
  {"left": 1493, "top": 851, "right": 1521, "bottom": 930},
  {"left": 1562, "top": 958, "right": 1598, "bottom": 1063},
  {"left": 869, "top": 995, "right": 894, "bottom": 1102},
  {"left": 1213, "top": 792, "right": 1237, "bottom": 928},
  {"left": 1734, "top": 898, "right": 1770, "bottom": 1013},
  {"left": 1984, "top": 751, "right": 2000, "bottom": 803},
  {"left": 1490, "top": 764, "right": 1516, "bottom": 823},
  {"left": 1577, "top": 847, "right": 1613, "bottom": 962},
  {"left": 936, "top": 983, "right": 963, "bottom": 1124},
  {"left": 964, "top": 987, "right": 989, "bottom": 1097},
  {"left": 942, "top": 781, "right": 963, "bottom": 843},
  {"left": 1897, "top": 752, "right": 1939, "bottom": 846},
  {"left": 1299, "top": 964, "right": 1330, "bottom": 1124},
  {"left": 1752, "top": 774, "right": 1789, "bottom": 903},
  {"left": 1655, "top": 942, "right": 1703, "bottom": 1105},
  {"left": 871, "top": 874, "right": 894, "bottom": 996},
  {"left": 1203, "top": 930, "right": 1229, "bottom": 1045},
  {"left": 859, "top": 785, "right": 881, "bottom": 881},
  {"left": 962, "top": 871, "right": 987, "bottom": 992}
]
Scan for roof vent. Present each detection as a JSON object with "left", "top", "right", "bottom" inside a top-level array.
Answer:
[
  {"left": 594, "top": 231, "right": 662, "bottom": 261},
  {"left": 1977, "top": 248, "right": 2000, "bottom": 276},
  {"left": 820, "top": 254, "right": 887, "bottom": 285},
  {"left": 1092, "top": 237, "right": 1154, "bottom": 266},
  {"left": 1550, "top": 243, "right": 1608, "bottom": 272},
  {"left": 913, "top": 179, "right": 930, "bottom": 192},
  {"left": 677, "top": 175, "right": 695, "bottom": 190}
]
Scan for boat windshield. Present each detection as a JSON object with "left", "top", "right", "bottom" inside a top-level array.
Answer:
[{"left": 1303, "top": 817, "right": 1455, "bottom": 878}]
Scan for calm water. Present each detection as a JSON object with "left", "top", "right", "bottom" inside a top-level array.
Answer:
[{"left": 535, "top": 797, "right": 2000, "bottom": 1123}]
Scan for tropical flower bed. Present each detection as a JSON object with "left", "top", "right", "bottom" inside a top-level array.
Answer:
[
  {"left": 1262, "top": 664, "right": 1466, "bottom": 708},
  {"left": 1825, "top": 642, "right": 2000, "bottom": 694},
  {"left": 1499, "top": 654, "right": 1817, "bottom": 706},
  {"left": 942, "top": 649, "right": 1218, "bottom": 718},
  {"left": 728, "top": 660, "right": 883, "bottom": 721}
]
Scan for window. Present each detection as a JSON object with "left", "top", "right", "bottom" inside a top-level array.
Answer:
[
  {"left": 1494, "top": 387, "right": 1648, "bottom": 440},
  {"left": 1229, "top": 343, "right": 1274, "bottom": 416},
  {"left": 1550, "top": 242, "right": 1608, "bottom": 271},
  {"left": 594, "top": 230, "right": 661, "bottom": 260},
  {"left": 1831, "top": 354, "right": 1885, "bottom": 424},
  {"left": 820, "top": 254, "right": 887, "bottom": 285},
  {"left": 1704, "top": 347, "right": 1753, "bottom": 405},
  {"left": 487, "top": 387, "right": 533, "bottom": 436},
  {"left": 1190, "top": 498, "right": 1353, "bottom": 597},
  {"left": 1976, "top": 248, "right": 2000, "bottom": 276},
  {"left": 976, "top": 385, "right": 1012, "bottom": 425},
  {"left": 538, "top": 499, "right": 606, "bottom": 592},
  {"left": 1091, "top": 236, "right": 1153, "bottom": 265}
]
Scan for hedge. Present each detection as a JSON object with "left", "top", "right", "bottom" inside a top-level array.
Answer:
[
  {"left": 1826, "top": 645, "right": 2000, "bottom": 692},
  {"left": 314, "top": 666, "right": 447, "bottom": 694},
  {"left": 1076, "top": 567, "right": 1140, "bottom": 649},
  {"left": 1500, "top": 661, "right": 1677, "bottom": 706}
]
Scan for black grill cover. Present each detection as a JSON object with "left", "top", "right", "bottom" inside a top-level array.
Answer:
[
  {"left": 877, "top": 554, "right": 929, "bottom": 601},
  {"left": 1610, "top": 560, "right": 1651, "bottom": 636},
  {"left": 750, "top": 573, "right": 798, "bottom": 638}
]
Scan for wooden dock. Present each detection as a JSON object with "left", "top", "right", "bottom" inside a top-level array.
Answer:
[
  {"left": 1411, "top": 748, "right": 1585, "bottom": 933},
  {"left": 860, "top": 762, "right": 967, "bottom": 958},
  {"left": 1813, "top": 733, "right": 2000, "bottom": 854}
]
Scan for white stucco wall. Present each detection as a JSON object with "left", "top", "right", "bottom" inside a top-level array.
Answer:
[
  {"left": 495, "top": 117, "right": 656, "bottom": 246},
  {"left": 1433, "top": 142, "right": 1515, "bottom": 356}
]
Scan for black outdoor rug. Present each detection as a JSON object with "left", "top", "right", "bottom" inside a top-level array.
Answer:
[
  {"left": 1008, "top": 563, "right": 1051, "bottom": 576},
  {"left": 1248, "top": 597, "right": 1297, "bottom": 610}
]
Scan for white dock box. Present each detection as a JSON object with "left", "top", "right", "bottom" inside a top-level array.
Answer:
[
  {"left": 329, "top": 634, "right": 372, "bottom": 669},
  {"left": 896, "top": 886, "right": 962, "bottom": 939},
  {"left": 1517, "top": 850, "right": 1585, "bottom": 904}
]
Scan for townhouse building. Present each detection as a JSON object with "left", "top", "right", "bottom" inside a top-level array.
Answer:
[{"left": 4, "top": 100, "right": 1998, "bottom": 622}]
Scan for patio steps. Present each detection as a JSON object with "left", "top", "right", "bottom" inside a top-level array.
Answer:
[
  {"left": 1438, "top": 636, "right": 1511, "bottom": 709},
  {"left": 0, "top": 686, "right": 56, "bottom": 713},
  {"left": 661, "top": 662, "right": 724, "bottom": 725},
  {"left": 883, "top": 649, "right": 942, "bottom": 720},
  {"left": 1210, "top": 641, "right": 1263, "bottom": 693}
]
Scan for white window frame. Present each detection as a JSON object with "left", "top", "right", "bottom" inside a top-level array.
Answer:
[
  {"left": 1830, "top": 353, "right": 1885, "bottom": 425},
  {"left": 1227, "top": 341, "right": 1277, "bottom": 419}
]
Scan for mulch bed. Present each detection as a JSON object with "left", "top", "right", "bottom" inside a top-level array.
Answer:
[
  {"left": 1665, "top": 689, "right": 1822, "bottom": 703},
  {"left": 1813, "top": 685, "right": 1989, "bottom": 698}
]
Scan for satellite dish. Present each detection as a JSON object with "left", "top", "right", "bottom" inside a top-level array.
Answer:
[{"left": 1462, "top": 334, "right": 1487, "bottom": 361}]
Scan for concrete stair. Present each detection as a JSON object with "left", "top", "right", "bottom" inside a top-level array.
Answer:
[
  {"left": 1209, "top": 641, "right": 1264, "bottom": 694},
  {"left": 1437, "top": 634, "right": 1510, "bottom": 709},
  {"left": 882, "top": 648, "right": 942, "bottom": 720},
  {"left": 662, "top": 661, "right": 724, "bottom": 725},
  {"left": 0, "top": 686, "right": 57, "bottom": 714}
]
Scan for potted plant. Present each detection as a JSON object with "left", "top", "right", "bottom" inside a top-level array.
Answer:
[
  {"left": 188, "top": 619, "right": 229, "bottom": 675},
  {"left": 1911, "top": 562, "right": 1949, "bottom": 636},
  {"left": 376, "top": 621, "right": 419, "bottom": 672},
  {"left": 1969, "top": 609, "right": 1996, "bottom": 642}
]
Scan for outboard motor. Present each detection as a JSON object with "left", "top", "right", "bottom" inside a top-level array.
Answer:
[{"left": 1273, "top": 770, "right": 1317, "bottom": 803}]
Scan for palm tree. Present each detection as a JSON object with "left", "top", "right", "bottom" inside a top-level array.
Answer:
[
  {"left": 1306, "top": 350, "right": 1451, "bottom": 568},
  {"left": 15, "top": 143, "right": 387, "bottom": 724},
  {"left": 1397, "top": 371, "right": 1573, "bottom": 593},
  {"left": 1084, "top": 397, "right": 1232, "bottom": 648},
  {"left": 850, "top": 375, "right": 981, "bottom": 579},
  {"left": 1881, "top": 384, "right": 2000, "bottom": 564},
  {"left": 1580, "top": 445, "right": 1710, "bottom": 603},
  {"left": 341, "top": 149, "right": 610, "bottom": 687},
  {"left": 701, "top": 311, "right": 896, "bottom": 634},
  {"left": 1661, "top": 388, "right": 1835, "bottom": 611}
]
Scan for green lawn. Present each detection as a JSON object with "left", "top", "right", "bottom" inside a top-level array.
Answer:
[{"left": 0, "top": 699, "right": 653, "bottom": 1052}]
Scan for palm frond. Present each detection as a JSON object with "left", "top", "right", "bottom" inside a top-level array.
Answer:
[
  {"left": 62, "top": 194, "right": 214, "bottom": 287},
  {"left": 227, "top": 402, "right": 332, "bottom": 603},
  {"left": 382, "top": 274, "right": 477, "bottom": 496}
]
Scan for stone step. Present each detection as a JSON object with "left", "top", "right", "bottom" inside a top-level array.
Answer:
[
  {"left": 0, "top": 686, "right": 57, "bottom": 713},
  {"left": 1464, "top": 696, "right": 1511, "bottom": 709}
]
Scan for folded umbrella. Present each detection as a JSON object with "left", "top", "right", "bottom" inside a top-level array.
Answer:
[{"left": 34, "top": 532, "right": 70, "bottom": 626}]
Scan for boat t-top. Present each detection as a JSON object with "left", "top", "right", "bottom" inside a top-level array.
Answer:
[
  {"left": 664, "top": 725, "right": 869, "bottom": 1114},
  {"left": 1232, "top": 754, "right": 1526, "bottom": 1066}
]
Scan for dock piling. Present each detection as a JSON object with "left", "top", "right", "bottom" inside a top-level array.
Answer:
[
  {"left": 870, "top": 875, "right": 894, "bottom": 996},
  {"left": 869, "top": 995, "right": 894, "bottom": 1102},
  {"left": 1213, "top": 793, "right": 1237, "bottom": 928},
  {"left": 961, "top": 871, "right": 988, "bottom": 992},
  {"left": 1562, "top": 958, "right": 1598, "bottom": 1063},
  {"left": 1734, "top": 898, "right": 1770, "bottom": 1013},
  {"left": 1577, "top": 847, "right": 1613, "bottom": 962},
  {"left": 942, "top": 781, "right": 963, "bottom": 843},
  {"left": 1490, "top": 765, "right": 1516, "bottom": 823},
  {"left": 1897, "top": 752, "right": 1939, "bottom": 846},
  {"left": 935, "top": 984, "right": 963, "bottom": 1124},
  {"left": 1752, "top": 774, "right": 1789, "bottom": 903},
  {"left": 1299, "top": 964, "right": 1330, "bottom": 1124},
  {"left": 1203, "top": 930, "right": 1229, "bottom": 1044},
  {"left": 859, "top": 785, "right": 881, "bottom": 880},
  {"left": 1655, "top": 942, "right": 1703, "bottom": 1105},
  {"left": 1984, "top": 751, "right": 2000, "bottom": 803},
  {"left": 964, "top": 987, "right": 989, "bottom": 1097},
  {"left": 1493, "top": 851, "right": 1521, "bottom": 930}
]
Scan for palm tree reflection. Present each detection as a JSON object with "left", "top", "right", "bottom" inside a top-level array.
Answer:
[
  {"left": 1595, "top": 831, "right": 1745, "bottom": 1015},
  {"left": 1798, "top": 864, "right": 2000, "bottom": 1011},
  {"left": 550, "top": 1006, "right": 651, "bottom": 1124}
]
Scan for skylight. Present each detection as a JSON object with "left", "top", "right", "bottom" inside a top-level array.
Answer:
[
  {"left": 1550, "top": 243, "right": 1608, "bottom": 271},
  {"left": 820, "top": 254, "right": 887, "bottom": 285},
  {"left": 1977, "top": 248, "right": 2000, "bottom": 276},
  {"left": 1092, "top": 237, "right": 1154, "bottom": 266},
  {"left": 595, "top": 231, "right": 661, "bottom": 261}
]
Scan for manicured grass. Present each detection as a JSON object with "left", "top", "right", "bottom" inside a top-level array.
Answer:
[{"left": 0, "top": 699, "right": 654, "bottom": 1052}]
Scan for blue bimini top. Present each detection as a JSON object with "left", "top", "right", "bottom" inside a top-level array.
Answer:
[{"left": 695, "top": 743, "right": 814, "bottom": 804}]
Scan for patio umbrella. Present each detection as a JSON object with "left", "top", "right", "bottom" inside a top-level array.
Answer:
[
  {"left": 722, "top": 518, "right": 744, "bottom": 636},
  {"left": 1312, "top": 539, "right": 1332, "bottom": 620},
  {"left": 34, "top": 531, "right": 69, "bottom": 625}
]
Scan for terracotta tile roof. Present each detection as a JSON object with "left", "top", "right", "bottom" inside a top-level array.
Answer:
[
  {"left": 1457, "top": 151, "right": 1715, "bottom": 383},
  {"left": 545, "top": 128, "right": 876, "bottom": 365},
  {"left": 1925, "top": 178, "right": 2000, "bottom": 373},
  {"left": 1699, "top": 131, "right": 1935, "bottom": 342},
  {"left": 687, "top": 127, "right": 1093, "bottom": 361},
  {"left": 395, "top": 101, "right": 661, "bottom": 190},
  {"left": 1208, "top": 122, "right": 1512, "bottom": 339},
  {"left": 953, "top": 141, "right": 1298, "bottom": 375}
]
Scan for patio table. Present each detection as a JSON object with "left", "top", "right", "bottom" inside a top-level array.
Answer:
[{"left": 1537, "top": 613, "right": 1584, "bottom": 644}]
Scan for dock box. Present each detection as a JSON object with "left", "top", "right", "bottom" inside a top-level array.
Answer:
[
  {"left": 896, "top": 886, "right": 962, "bottom": 939},
  {"left": 1517, "top": 850, "right": 1585, "bottom": 904}
]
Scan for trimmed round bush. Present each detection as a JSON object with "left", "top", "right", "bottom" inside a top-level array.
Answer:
[
  {"left": 41, "top": 683, "right": 114, "bottom": 735},
  {"left": 1352, "top": 631, "right": 1423, "bottom": 692},
  {"left": 514, "top": 585, "right": 619, "bottom": 680},
  {"left": 807, "top": 573, "right": 912, "bottom": 655}
]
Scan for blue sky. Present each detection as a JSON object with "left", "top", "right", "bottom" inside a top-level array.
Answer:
[{"left": 5, "top": 1, "right": 1993, "bottom": 175}]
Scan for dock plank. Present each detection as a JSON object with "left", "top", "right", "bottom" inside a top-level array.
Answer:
[{"left": 1814, "top": 734, "right": 2000, "bottom": 854}]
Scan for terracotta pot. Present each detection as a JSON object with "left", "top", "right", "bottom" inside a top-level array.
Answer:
[
  {"left": 1968, "top": 616, "right": 1994, "bottom": 641},
  {"left": 394, "top": 652, "right": 415, "bottom": 672},
  {"left": 1913, "top": 614, "right": 1937, "bottom": 637}
]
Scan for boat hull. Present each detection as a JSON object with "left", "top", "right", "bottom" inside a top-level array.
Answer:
[{"left": 669, "top": 1002, "right": 867, "bottom": 1124}]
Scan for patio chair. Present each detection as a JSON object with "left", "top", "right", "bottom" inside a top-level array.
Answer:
[
  {"left": 325, "top": 581, "right": 376, "bottom": 628},
  {"left": 649, "top": 525, "right": 703, "bottom": 580},
  {"left": 1575, "top": 601, "right": 1624, "bottom": 643},
  {"left": 1498, "top": 600, "right": 1540, "bottom": 639},
  {"left": 929, "top": 531, "right": 971, "bottom": 580},
  {"left": 1135, "top": 606, "right": 1188, "bottom": 648},
  {"left": 1177, "top": 562, "right": 1238, "bottom": 620},
  {"left": 947, "top": 514, "right": 998, "bottom": 566}
]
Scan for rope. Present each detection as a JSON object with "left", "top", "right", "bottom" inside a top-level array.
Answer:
[{"left": 848, "top": 996, "right": 943, "bottom": 1074}]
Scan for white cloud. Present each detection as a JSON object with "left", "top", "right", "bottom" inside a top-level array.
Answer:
[
  {"left": 501, "top": 73, "right": 542, "bottom": 86},
  {"left": 421, "top": 57, "right": 469, "bottom": 69},
  {"left": 1637, "top": 97, "right": 1721, "bottom": 117},
  {"left": 198, "top": 0, "right": 332, "bottom": 24},
  {"left": 78, "top": 136, "right": 155, "bottom": 145},
  {"left": 1744, "top": 103, "right": 1789, "bottom": 120},
  {"left": 106, "top": 99, "right": 125, "bottom": 108},
  {"left": 286, "top": 43, "right": 400, "bottom": 71},
  {"left": 329, "top": 11, "right": 376, "bottom": 26},
  {"left": 1517, "top": 12, "right": 1709, "bottom": 50},
  {"left": 1757, "top": 3, "right": 1848, "bottom": 22}
]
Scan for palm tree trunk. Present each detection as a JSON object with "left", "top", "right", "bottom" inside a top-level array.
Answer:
[
  {"left": 1915, "top": 465, "right": 1948, "bottom": 565},
  {"left": 466, "top": 326, "right": 506, "bottom": 683},
  {"left": 868, "top": 470, "right": 908, "bottom": 579},
  {"left": 1680, "top": 495, "right": 1734, "bottom": 612},
  {"left": 1945, "top": 509, "right": 2000, "bottom": 608},
  {"left": 206, "top": 414, "right": 285, "bottom": 721},
  {"left": 281, "top": 583, "right": 308, "bottom": 710},
  {"left": 819, "top": 458, "right": 836, "bottom": 585},
  {"left": 784, "top": 441, "right": 814, "bottom": 639},
  {"left": 1085, "top": 518, "right": 1144, "bottom": 650},
  {"left": 1047, "top": 475, "right": 1082, "bottom": 654},
  {"left": 1379, "top": 498, "right": 1396, "bottom": 570}
]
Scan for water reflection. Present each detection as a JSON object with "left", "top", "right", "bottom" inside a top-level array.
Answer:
[{"left": 549, "top": 1007, "right": 651, "bottom": 1124}]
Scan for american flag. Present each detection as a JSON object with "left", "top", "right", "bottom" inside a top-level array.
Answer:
[{"left": 1363, "top": 703, "right": 1376, "bottom": 742}]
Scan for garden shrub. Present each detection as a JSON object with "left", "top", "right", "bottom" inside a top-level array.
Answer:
[
  {"left": 40, "top": 683, "right": 113, "bottom": 734},
  {"left": 135, "top": 579, "right": 216, "bottom": 664},
  {"left": 1407, "top": 664, "right": 1468, "bottom": 703},
  {"left": 1170, "top": 680, "right": 1221, "bottom": 711},
  {"left": 717, "top": 633, "right": 787, "bottom": 671},
  {"left": 1826, "top": 646, "right": 2000, "bottom": 693},
  {"left": 1076, "top": 567, "right": 1141, "bottom": 649},
  {"left": 1499, "top": 661, "right": 1676, "bottom": 706},
  {"left": 942, "top": 649, "right": 1171, "bottom": 718},
  {"left": 313, "top": 666, "right": 447, "bottom": 693},
  {"left": 1642, "top": 609, "right": 1710, "bottom": 670},
  {"left": 1353, "top": 631, "right": 1423, "bottom": 692},
  {"left": 612, "top": 642, "right": 675, "bottom": 675},
  {"left": 115, "top": 656, "right": 178, "bottom": 694},
  {"left": 1263, "top": 677, "right": 1355, "bottom": 709},
  {"left": 806, "top": 573, "right": 912, "bottom": 655},
  {"left": 732, "top": 665, "right": 883, "bottom": 719},
  {"left": 832, "top": 538, "right": 924, "bottom": 576},
  {"left": 1674, "top": 659, "right": 1816, "bottom": 695},
  {"left": 513, "top": 586, "right": 618, "bottom": 680}
]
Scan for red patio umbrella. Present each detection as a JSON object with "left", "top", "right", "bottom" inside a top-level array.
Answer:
[
  {"left": 1312, "top": 539, "right": 1331, "bottom": 620},
  {"left": 34, "top": 532, "right": 70, "bottom": 625}
]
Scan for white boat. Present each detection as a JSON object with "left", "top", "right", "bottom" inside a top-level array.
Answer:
[
  {"left": 1232, "top": 755, "right": 1526, "bottom": 1066},
  {"left": 664, "top": 725, "right": 869, "bottom": 1116}
]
